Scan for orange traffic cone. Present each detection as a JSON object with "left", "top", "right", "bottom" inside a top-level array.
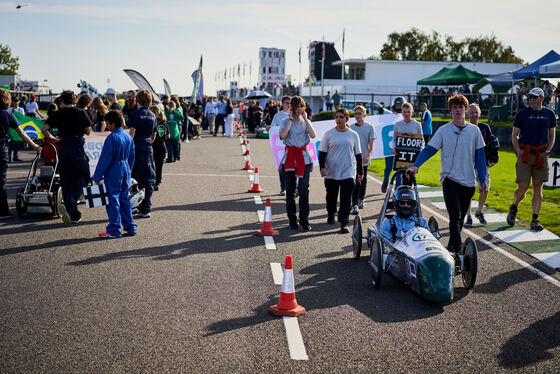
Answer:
[
  {"left": 270, "top": 256, "right": 306, "bottom": 317},
  {"left": 243, "top": 155, "right": 253, "bottom": 170},
  {"left": 244, "top": 142, "right": 251, "bottom": 156},
  {"left": 248, "top": 168, "right": 264, "bottom": 192},
  {"left": 256, "top": 198, "right": 279, "bottom": 236}
]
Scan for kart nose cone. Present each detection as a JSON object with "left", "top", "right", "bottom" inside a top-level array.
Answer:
[{"left": 417, "top": 253, "right": 455, "bottom": 302}]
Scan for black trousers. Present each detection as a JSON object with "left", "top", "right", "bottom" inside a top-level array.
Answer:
[
  {"left": 442, "top": 177, "right": 475, "bottom": 251},
  {"left": 59, "top": 139, "right": 90, "bottom": 221},
  {"left": 0, "top": 146, "right": 9, "bottom": 214},
  {"left": 285, "top": 164, "right": 311, "bottom": 226},
  {"left": 325, "top": 178, "right": 355, "bottom": 225},
  {"left": 214, "top": 114, "right": 225, "bottom": 135},
  {"left": 352, "top": 166, "right": 368, "bottom": 206}
]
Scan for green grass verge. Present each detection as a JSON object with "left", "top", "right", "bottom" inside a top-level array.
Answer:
[{"left": 369, "top": 147, "right": 560, "bottom": 236}]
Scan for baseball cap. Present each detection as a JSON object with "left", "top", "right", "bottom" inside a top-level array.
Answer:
[
  {"left": 105, "top": 88, "right": 116, "bottom": 95},
  {"left": 529, "top": 88, "right": 544, "bottom": 97}
]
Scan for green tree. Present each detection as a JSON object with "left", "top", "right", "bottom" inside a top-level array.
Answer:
[
  {"left": 379, "top": 29, "right": 524, "bottom": 64},
  {"left": 0, "top": 44, "right": 19, "bottom": 75}
]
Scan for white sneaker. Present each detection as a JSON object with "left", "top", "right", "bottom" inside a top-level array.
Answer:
[
  {"left": 358, "top": 200, "right": 365, "bottom": 209},
  {"left": 350, "top": 205, "right": 359, "bottom": 215}
]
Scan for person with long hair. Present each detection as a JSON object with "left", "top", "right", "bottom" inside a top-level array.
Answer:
[
  {"left": 224, "top": 99, "right": 234, "bottom": 137},
  {"left": 278, "top": 96, "right": 316, "bottom": 230},
  {"left": 91, "top": 97, "right": 108, "bottom": 132},
  {"left": 318, "top": 108, "right": 363, "bottom": 233}
]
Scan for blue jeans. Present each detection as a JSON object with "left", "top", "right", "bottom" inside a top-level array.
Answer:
[{"left": 383, "top": 156, "right": 394, "bottom": 182}]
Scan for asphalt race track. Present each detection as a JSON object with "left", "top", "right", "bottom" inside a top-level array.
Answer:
[{"left": 1, "top": 132, "right": 559, "bottom": 373}]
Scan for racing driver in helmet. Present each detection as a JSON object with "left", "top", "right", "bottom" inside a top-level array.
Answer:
[{"left": 381, "top": 185, "right": 429, "bottom": 243}]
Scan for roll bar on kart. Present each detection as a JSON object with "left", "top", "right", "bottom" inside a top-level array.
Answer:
[{"left": 375, "top": 169, "right": 422, "bottom": 229}]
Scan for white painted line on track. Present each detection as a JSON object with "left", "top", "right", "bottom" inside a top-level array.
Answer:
[
  {"left": 489, "top": 229, "right": 558, "bottom": 242},
  {"left": 264, "top": 236, "right": 276, "bottom": 250},
  {"left": 254, "top": 196, "right": 263, "bottom": 204},
  {"left": 249, "top": 174, "right": 254, "bottom": 183},
  {"left": 257, "top": 210, "right": 264, "bottom": 222},
  {"left": 269, "top": 263, "right": 283, "bottom": 285},
  {"left": 532, "top": 252, "right": 560, "bottom": 268},
  {"left": 163, "top": 172, "right": 277, "bottom": 178},
  {"left": 282, "top": 317, "right": 309, "bottom": 360},
  {"left": 367, "top": 175, "right": 560, "bottom": 288},
  {"left": 418, "top": 190, "right": 444, "bottom": 198}
]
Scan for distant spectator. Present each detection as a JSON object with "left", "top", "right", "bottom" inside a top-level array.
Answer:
[
  {"left": 91, "top": 97, "right": 108, "bottom": 132},
  {"left": 25, "top": 95, "right": 42, "bottom": 118},
  {"left": 105, "top": 88, "right": 120, "bottom": 110},
  {"left": 325, "top": 91, "right": 333, "bottom": 111},
  {"left": 419, "top": 102, "right": 432, "bottom": 144},
  {"left": 332, "top": 90, "right": 342, "bottom": 110},
  {"left": 122, "top": 90, "right": 137, "bottom": 124}
]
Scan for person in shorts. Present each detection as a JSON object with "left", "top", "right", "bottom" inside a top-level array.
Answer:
[{"left": 507, "top": 88, "right": 557, "bottom": 231}]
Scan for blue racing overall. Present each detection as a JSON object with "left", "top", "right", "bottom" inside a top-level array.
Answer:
[{"left": 93, "top": 128, "right": 137, "bottom": 237}]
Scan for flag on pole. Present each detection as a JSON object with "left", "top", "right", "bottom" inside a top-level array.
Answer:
[
  {"left": 8, "top": 111, "right": 44, "bottom": 141},
  {"left": 298, "top": 46, "right": 301, "bottom": 63},
  {"left": 123, "top": 69, "right": 160, "bottom": 103},
  {"left": 342, "top": 28, "right": 345, "bottom": 53},
  {"left": 191, "top": 55, "right": 203, "bottom": 102},
  {"left": 322, "top": 41, "right": 325, "bottom": 60},
  {"left": 163, "top": 78, "right": 172, "bottom": 97}
]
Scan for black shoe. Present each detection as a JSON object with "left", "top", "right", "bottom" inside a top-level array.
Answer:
[
  {"left": 0, "top": 212, "right": 14, "bottom": 219},
  {"left": 289, "top": 223, "right": 299, "bottom": 230},
  {"left": 13, "top": 157, "right": 22, "bottom": 162},
  {"left": 530, "top": 219, "right": 544, "bottom": 231},
  {"left": 123, "top": 231, "right": 137, "bottom": 237},
  {"left": 327, "top": 215, "right": 335, "bottom": 224},
  {"left": 154, "top": 184, "right": 159, "bottom": 191},
  {"left": 340, "top": 224, "right": 349, "bottom": 233},
  {"left": 381, "top": 180, "right": 388, "bottom": 193},
  {"left": 300, "top": 224, "right": 311, "bottom": 231},
  {"left": 506, "top": 204, "right": 517, "bottom": 226}
]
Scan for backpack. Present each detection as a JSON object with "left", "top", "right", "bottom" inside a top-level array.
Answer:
[{"left": 485, "top": 134, "right": 500, "bottom": 167}]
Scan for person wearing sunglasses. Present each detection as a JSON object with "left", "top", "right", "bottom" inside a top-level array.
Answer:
[
  {"left": 380, "top": 185, "right": 429, "bottom": 243},
  {"left": 507, "top": 87, "right": 557, "bottom": 231}
]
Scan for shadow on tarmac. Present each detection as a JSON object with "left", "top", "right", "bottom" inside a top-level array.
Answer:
[
  {"left": 205, "top": 256, "right": 444, "bottom": 337},
  {"left": 474, "top": 267, "right": 540, "bottom": 294},
  {"left": 1, "top": 237, "right": 101, "bottom": 256},
  {"left": 498, "top": 311, "right": 560, "bottom": 369}
]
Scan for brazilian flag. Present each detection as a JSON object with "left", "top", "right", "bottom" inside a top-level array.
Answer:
[{"left": 8, "top": 111, "right": 45, "bottom": 141}]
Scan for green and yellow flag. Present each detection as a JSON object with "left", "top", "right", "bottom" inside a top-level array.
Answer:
[{"left": 8, "top": 111, "right": 45, "bottom": 141}]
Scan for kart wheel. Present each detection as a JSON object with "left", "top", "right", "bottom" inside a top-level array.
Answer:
[
  {"left": 369, "top": 236, "right": 383, "bottom": 289},
  {"left": 461, "top": 237, "right": 478, "bottom": 290},
  {"left": 53, "top": 187, "right": 62, "bottom": 217},
  {"left": 352, "top": 215, "right": 363, "bottom": 260},
  {"left": 428, "top": 216, "right": 441, "bottom": 239},
  {"left": 15, "top": 188, "right": 26, "bottom": 217}
]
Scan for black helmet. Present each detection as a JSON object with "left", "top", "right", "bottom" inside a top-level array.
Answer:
[
  {"left": 392, "top": 96, "right": 406, "bottom": 113},
  {"left": 393, "top": 185, "right": 417, "bottom": 218}
]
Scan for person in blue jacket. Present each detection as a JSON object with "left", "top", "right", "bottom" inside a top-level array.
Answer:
[
  {"left": 128, "top": 90, "right": 157, "bottom": 218},
  {"left": 381, "top": 185, "right": 429, "bottom": 242},
  {"left": 92, "top": 110, "right": 137, "bottom": 238}
]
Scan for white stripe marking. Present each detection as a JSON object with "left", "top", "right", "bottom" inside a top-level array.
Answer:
[
  {"left": 418, "top": 190, "right": 444, "bottom": 198},
  {"left": 467, "top": 213, "right": 508, "bottom": 223},
  {"left": 367, "top": 174, "right": 560, "bottom": 288},
  {"left": 431, "top": 200, "right": 477, "bottom": 210},
  {"left": 254, "top": 196, "right": 263, "bottom": 204},
  {"left": 249, "top": 174, "right": 254, "bottom": 182},
  {"left": 264, "top": 236, "right": 276, "bottom": 250},
  {"left": 282, "top": 317, "right": 309, "bottom": 360},
  {"left": 531, "top": 252, "right": 560, "bottom": 269},
  {"left": 270, "top": 262, "right": 283, "bottom": 285},
  {"left": 489, "top": 229, "right": 558, "bottom": 243},
  {"left": 257, "top": 210, "right": 264, "bottom": 222}
]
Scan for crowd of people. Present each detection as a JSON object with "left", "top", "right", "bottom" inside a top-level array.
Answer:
[{"left": 0, "top": 83, "right": 557, "bottom": 245}]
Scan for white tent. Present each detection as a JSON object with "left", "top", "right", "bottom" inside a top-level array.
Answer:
[{"left": 539, "top": 61, "right": 560, "bottom": 77}]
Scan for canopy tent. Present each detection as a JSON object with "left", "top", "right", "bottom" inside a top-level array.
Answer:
[
  {"left": 417, "top": 67, "right": 452, "bottom": 85},
  {"left": 512, "top": 50, "right": 560, "bottom": 79},
  {"left": 416, "top": 65, "right": 485, "bottom": 85},
  {"left": 473, "top": 72, "right": 523, "bottom": 94},
  {"left": 539, "top": 60, "right": 560, "bottom": 78}
]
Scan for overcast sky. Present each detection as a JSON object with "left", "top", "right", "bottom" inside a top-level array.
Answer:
[{"left": 1, "top": 0, "right": 558, "bottom": 95}]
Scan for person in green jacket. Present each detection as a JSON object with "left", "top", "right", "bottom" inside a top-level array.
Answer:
[{"left": 164, "top": 101, "right": 183, "bottom": 162}]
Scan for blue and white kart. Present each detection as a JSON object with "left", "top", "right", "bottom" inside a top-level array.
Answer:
[{"left": 352, "top": 170, "right": 477, "bottom": 303}]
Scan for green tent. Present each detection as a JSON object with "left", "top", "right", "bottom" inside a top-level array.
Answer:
[
  {"left": 417, "top": 65, "right": 486, "bottom": 85},
  {"left": 417, "top": 67, "right": 452, "bottom": 85}
]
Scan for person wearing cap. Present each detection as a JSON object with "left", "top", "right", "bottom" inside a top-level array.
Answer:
[
  {"left": 407, "top": 94, "right": 487, "bottom": 253},
  {"left": 507, "top": 87, "right": 557, "bottom": 231},
  {"left": 105, "top": 88, "right": 121, "bottom": 110}
]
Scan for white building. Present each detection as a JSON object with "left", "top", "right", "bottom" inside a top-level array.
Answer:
[
  {"left": 299, "top": 59, "right": 522, "bottom": 112},
  {"left": 259, "top": 47, "right": 286, "bottom": 84}
]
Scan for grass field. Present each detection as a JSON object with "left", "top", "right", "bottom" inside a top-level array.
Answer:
[{"left": 369, "top": 147, "right": 560, "bottom": 236}]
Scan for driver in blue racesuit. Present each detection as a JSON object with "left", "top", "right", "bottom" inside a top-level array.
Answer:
[
  {"left": 92, "top": 110, "right": 137, "bottom": 238},
  {"left": 381, "top": 185, "right": 429, "bottom": 243}
]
